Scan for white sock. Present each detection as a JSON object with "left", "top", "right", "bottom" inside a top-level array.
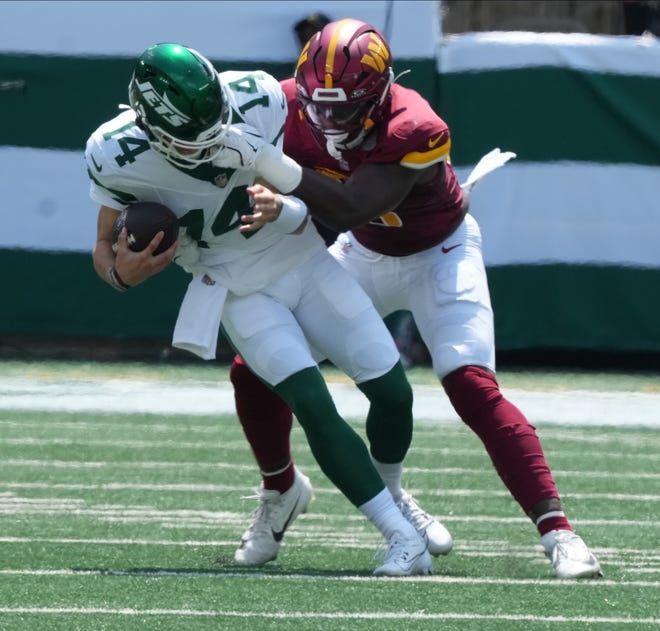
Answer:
[
  {"left": 370, "top": 456, "right": 404, "bottom": 503},
  {"left": 535, "top": 510, "right": 566, "bottom": 526},
  {"left": 358, "top": 487, "right": 417, "bottom": 540},
  {"left": 260, "top": 460, "right": 292, "bottom": 477}
]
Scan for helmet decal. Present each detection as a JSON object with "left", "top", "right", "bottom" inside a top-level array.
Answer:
[
  {"left": 362, "top": 34, "right": 390, "bottom": 73},
  {"left": 133, "top": 78, "right": 192, "bottom": 128}
]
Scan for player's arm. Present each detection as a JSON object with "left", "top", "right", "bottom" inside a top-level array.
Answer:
[
  {"left": 216, "top": 122, "right": 437, "bottom": 231},
  {"left": 92, "top": 205, "right": 176, "bottom": 291},
  {"left": 217, "top": 120, "right": 437, "bottom": 229},
  {"left": 292, "top": 162, "right": 436, "bottom": 232}
]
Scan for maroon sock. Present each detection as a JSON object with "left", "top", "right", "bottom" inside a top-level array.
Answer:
[
  {"left": 230, "top": 355, "right": 295, "bottom": 493},
  {"left": 443, "top": 366, "right": 563, "bottom": 519}
]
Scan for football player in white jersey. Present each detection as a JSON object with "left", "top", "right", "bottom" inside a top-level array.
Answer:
[{"left": 85, "top": 42, "right": 441, "bottom": 576}]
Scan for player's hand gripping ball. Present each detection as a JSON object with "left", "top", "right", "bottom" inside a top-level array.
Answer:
[{"left": 111, "top": 201, "right": 179, "bottom": 255}]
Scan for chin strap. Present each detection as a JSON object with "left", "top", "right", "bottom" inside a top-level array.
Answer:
[{"left": 325, "top": 136, "right": 345, "bottom": 160}]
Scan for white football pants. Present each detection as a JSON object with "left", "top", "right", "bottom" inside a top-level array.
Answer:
[
  {"left": 328, "top": 213, "right": 496, "bottom": 379},
  {"left": 221, "top": 248, "right": 400, "bottom": 386}
]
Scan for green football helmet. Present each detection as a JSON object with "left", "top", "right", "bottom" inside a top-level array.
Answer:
[{"left": 128, "top": 43, "right": 232, "bottom": 168}]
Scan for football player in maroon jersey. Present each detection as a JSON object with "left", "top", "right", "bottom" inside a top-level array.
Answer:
[{"left": 222, "top": 18, "right": 601, "bottom": 579}]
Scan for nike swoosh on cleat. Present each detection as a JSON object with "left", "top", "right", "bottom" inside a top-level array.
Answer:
[
  {"left": 271, "top": 497, "right": 304, "bottom": 542},
  {"left": 441, "top": 243, "right": 461, "bottom": 254}
]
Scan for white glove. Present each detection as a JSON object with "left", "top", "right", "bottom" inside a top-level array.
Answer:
[
  {"left": 173, "top": 233, "right": 205, "bottom": 276},
  {"left": 213, "top": 124, "right": 303, "bottom": 194},
  {"left": 213, "top": 124, "right": 265, "bottom": 170},
  {"left": 460, "top": 148, "right": 517, "bottom": 192}
]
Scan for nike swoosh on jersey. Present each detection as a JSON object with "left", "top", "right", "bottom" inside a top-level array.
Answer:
[
  {"left": 271, "top": 496, "right": 304, "bottom": 542},
  {"left": 428, "top": 134, "right": 444, "bottom": 149},
  {"left": 441, "top": 243, "right": 462, "bottom": 254},
  {"left": 243, "top": 129, "right": 264, "bottom": 151},
  {"left": 90, "top": 155, "right": 103, "bottom": 172}
]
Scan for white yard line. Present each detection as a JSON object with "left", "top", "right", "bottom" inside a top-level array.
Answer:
[
  {"left": 2, "top": 459, "right": 659, "bottom": 478},
  {"left": 0, "top": 481, "right": 658, "bottom": 503},
  {"left": 0, "top": 568, "right": 659, "bottom": 589},
  {"left": 2, "top": 377, "right": 660, "bottom": 427},
  {"left": 0, "top": 605, "right": 657, "bottom": 625}
]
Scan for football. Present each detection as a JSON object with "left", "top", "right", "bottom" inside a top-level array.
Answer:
[{"left": 111, "top": 201, "right": 179, "bottom": 255}]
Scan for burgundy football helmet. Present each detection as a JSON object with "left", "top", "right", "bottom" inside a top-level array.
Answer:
[{"left": 294, "top": 18, "right": 394, "bottom": 151}]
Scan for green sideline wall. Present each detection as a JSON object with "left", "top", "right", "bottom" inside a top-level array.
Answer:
[
  {"left": 2, "top": 4, "right": 659, "bottom": 357},
  {"left": 440, "top": 32, "right": 660, "bottom": 355}
]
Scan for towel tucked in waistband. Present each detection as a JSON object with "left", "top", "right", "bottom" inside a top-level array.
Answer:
[{"left": 172, "top": 274, "right": 228, "bottom": 360}]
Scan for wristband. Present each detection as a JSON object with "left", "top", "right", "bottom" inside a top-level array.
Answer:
[
  {"left": 271, "top": 196, "right": 308, "bottom": 234},
  {"left": 107, "top": 265, "right": 131, "bottom": 292},
  {"left": 255, "top": 144, "right": 303, "bottom": 194}
]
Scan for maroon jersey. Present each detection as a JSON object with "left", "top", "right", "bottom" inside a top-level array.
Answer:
[{"left": 281, "top": 78, "right": 466, "bottom": 256}]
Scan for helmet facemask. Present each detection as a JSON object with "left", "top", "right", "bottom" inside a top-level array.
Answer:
[
  {"left": 300, "top": 67, "right": 394, "bottom": 152},
  {"left": 132, "top": 83, "right": 232, "bottom": 169}
]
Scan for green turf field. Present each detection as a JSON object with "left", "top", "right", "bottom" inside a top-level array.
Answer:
[{"left": 0, "top": 360, "right": 659, "bottom": 630}]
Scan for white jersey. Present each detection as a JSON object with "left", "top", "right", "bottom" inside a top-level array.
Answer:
[{"left": 85, "top": 70, "right": 325, "bottom": 295}]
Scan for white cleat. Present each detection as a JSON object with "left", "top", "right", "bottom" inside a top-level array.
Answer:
[
  {"left": 541, "top": 529, "right": 603, "bottom": 579},
  {"left": 233, "top": 467, "right": 314, "bottom": 566},
  {"left": 397, "top": 491, "right": 453, "bottom": 556},
  {"left": 373, "top": 530, "right": 433, "bottom": 576}
]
